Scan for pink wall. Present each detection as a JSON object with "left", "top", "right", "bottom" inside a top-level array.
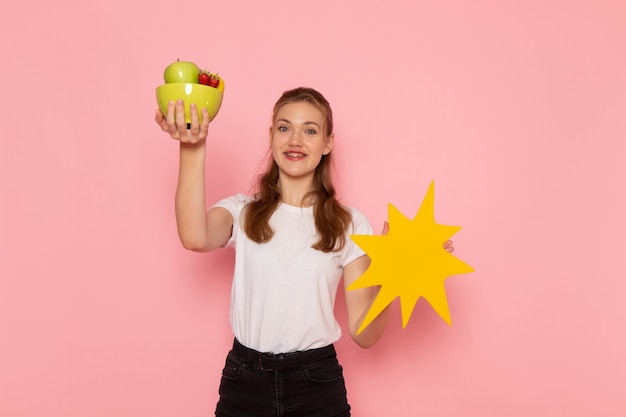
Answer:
[{"left": 1, "top": 0, "right": 624, "bottom": 416}]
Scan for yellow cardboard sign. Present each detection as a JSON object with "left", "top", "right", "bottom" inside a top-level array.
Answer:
[{"left": 349, "top": 181, "right": 474, "bottom": 334}]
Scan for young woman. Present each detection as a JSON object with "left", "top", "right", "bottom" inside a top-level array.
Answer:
[{"left": 155, "top": 87, "right": 451, "bottom": 416}]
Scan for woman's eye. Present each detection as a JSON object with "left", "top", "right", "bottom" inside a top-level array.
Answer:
[
  {"left": 305, "top": 129, "right": 317, "bottom": 135},
  {"left": 278, "top": 126, "right": 288, "bottom": 132}
]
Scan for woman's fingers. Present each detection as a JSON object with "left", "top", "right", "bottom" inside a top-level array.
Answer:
[
  {"left": 186, "top": 103, "right": 201, "bottom": 139},
  {"left": 181, "top": 104, "right": 208, "bottom": 144},
  {"left": 155, "top": 100, "right": 208, "bottom": 144},
  {"left": 155, "top": 108, "right": 169, "bottom": 132},
  {"left": 198, "top": 107, "right": 210, "bottom": 140},
  {"left": 380, "top": 221, "right": 389, "bottom": 236},
  {"left": 174, "top": 99, "right": 188, "bottom": 135}
]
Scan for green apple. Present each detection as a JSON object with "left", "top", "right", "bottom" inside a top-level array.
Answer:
[{"left": 163, "top": 59, "right": 200, "bottom": 83}]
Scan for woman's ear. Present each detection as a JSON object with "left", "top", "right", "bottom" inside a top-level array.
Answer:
[
  {"left": 323, "top": 133, "right": 335, "bottom": 155},
  {"left": 268, "top": 125, "right": 273, "bottom": 145}
]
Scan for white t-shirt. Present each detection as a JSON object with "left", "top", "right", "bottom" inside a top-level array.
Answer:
[{"left": 213, "top": 194, "right": 373, "bottom": 353}]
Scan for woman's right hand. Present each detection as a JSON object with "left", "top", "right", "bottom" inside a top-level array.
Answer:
[{"left": 155, "top": 99, "right": 209, "bottom": 145}]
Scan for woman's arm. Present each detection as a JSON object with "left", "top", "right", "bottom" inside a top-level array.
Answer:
[
  {"left": 155, "top": 100, "right": 233, "bottom": 252},
  {"left": 342, "top": 221, "right": 392, "bottom": 349},
  {"left": 343, "top": 254, "right": 392, "bottom": 349},
  {"left": 343, "top": 220, "right": 456, "bottom": 348}
]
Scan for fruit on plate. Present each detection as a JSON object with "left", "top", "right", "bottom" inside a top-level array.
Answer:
[
  {"left": 208, "top": 74, "right": 220, "bottom": 88},
  {"left": 198, "top": 70, "right": 224, "bottom": 91},
  {"left": 157, "top": 60, "right": 225, "bottom": 125},
  {"left": 198, "top": 71, "right": 211, "bottom": 85},
  {"left": 163, "top": 59, "right": 201, "bottom": 83}
]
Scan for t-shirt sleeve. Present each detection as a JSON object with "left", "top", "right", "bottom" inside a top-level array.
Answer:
[
  {"left": 341, "top": 208, "right": 374, "bottom": 268},
  {"left": 210, "top": 193, "right": 250, "bottom": 248}
]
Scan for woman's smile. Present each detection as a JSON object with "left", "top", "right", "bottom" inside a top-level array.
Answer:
[
  {"left": 269, "top": 101, "right": 333, "bottom": 180},
  {"left": 284, "top": 151, "right": 307, "bottom": 160}
]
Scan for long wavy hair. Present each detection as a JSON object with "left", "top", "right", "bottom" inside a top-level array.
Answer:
[{"left": 243, "top": 87, "right": 352, "bottom": 252}]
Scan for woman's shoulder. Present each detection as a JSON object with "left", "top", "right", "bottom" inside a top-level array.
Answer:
[
  {"left": 339, "top": 201, "right": 366, "bottom": 219},
  {"left": 341, "top": 203, "right": 372, "bottom": 234},
  {"left": 212, "top": 193, "right": 254, "bottom": 212}
]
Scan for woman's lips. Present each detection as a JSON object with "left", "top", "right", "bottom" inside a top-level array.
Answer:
[{"left": 284, "top": 151, "right": 306, "bottom": 159}]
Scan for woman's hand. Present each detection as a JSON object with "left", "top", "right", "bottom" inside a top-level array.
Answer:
[{"left": 155, "top": 99, "right": 209, "bottom": 145}]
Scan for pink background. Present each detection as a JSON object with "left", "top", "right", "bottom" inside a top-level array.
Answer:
[{"left": 1, "top": 0, "right": 625, "bottom": 416}]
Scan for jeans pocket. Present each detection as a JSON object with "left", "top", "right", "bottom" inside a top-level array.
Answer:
[
  {"left": 221, "top": 353, "right": 244, "bottom": 380},
  {"left": 304, "top": 357, "right": 344, "bottom": 383}
]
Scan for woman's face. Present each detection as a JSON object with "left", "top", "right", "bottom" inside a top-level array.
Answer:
[{"left": 269, "top": 101, "right": 333, "bottom": 181}]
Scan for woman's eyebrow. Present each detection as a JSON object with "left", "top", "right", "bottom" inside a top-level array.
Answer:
[
  {"left": 276, "top": 118, "right": 321, "bottom": 129},
  {"left": 303, "top": 121, "right": 321, "bottom": 128}
]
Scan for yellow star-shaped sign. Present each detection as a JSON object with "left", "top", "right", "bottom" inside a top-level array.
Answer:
[{"left": 349, "top": 181, "right": 474, "bottom": 334}]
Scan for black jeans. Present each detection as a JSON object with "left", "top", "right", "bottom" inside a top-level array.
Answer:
[{"left": 215, "top": 339, "right": 351, "bottom": 417}]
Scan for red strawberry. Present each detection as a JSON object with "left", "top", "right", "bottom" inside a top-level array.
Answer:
[
  {"left": 208, "top": 74, "right": 220, "bottom": 88},
  {"left": 198, "top": 72, "right": 210, "bottom": 85}
]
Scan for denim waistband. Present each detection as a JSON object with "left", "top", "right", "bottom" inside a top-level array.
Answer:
[{"left": 232, "top": 338, "right": 336, "bottom": 372}]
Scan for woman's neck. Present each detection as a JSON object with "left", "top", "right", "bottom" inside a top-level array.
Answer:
[{"left": 277, "top": 175, "right": 315, "bottom": 207}]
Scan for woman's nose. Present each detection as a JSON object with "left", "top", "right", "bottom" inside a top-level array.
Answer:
[{"left": 288, "top": 131, "right": 303, "bottom": 146}]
